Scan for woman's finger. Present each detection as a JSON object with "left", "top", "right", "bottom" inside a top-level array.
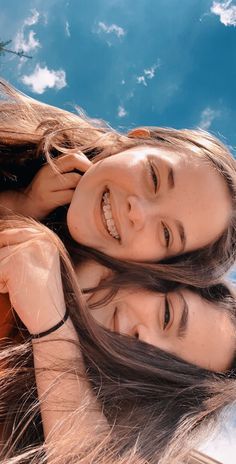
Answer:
[
  {"left": 48, "top": 190, "right": 75, "bottom": 207},
  {"left": 55, "top": 153, "right": 92, "bottom": 174},
  {"left": 50, "top": 172, "right": 81, "bottom": 191}
]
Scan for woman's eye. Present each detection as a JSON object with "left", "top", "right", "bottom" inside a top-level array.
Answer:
[
  {"left": 148, "top": 161, "right": 158, "bottom": 193},
  {"left": 163, "top": 296, "right": 170, "bottom": 330},
  {"left": 162, "top": 223, "right": 170, "bottom": 248}
]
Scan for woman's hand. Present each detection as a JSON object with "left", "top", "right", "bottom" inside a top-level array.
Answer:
[
  {"left": 24, "top": 152, "right": 92, "bottom": 219},
  {"left": 0, "top": 225, "right": 66, "bottom": 335}
]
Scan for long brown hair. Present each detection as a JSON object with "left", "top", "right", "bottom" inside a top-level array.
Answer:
[
  {"left": 0, "top": 216, "right": 236, "bottom": 464},
  {"left": 0, "top": 79, "right": 236, "bottom": 287}
]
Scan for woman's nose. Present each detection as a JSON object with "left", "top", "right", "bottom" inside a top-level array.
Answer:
[
  {"left": 129, "top": 324, "right": 152, "bottom": 344},
  {"left": 117, "top": 305, "right": 158, "bottom": 344},
  {"left": 127, "top": 195, "right": 147, "bottom": 231}
]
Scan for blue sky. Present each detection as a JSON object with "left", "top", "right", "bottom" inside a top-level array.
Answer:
[
  {"left": 1, "top": 0, "right": 236, "bottom": 155},
  {"left": 1, "top": 1, "right": 236, "bottom": 461}
]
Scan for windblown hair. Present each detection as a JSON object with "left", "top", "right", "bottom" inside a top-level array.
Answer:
[
  {"left": 0, "top": 216, "right": 236, "bottom": 464},
  {"left": 0, "top": 79, "right": 236, "bottom": 288}
]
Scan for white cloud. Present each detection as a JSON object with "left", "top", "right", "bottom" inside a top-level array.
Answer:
[
  {"left": 118, "top": 105, "right": 127, "bottom": 118},
  {"left": 65, "top": 21, "right": 71, "bottom": 37},
  {"left": 199, "top": 107, "right": 220, "bottom": 130},
  {"left": 144, "top": 65, "right": 157, "bottom": 79},
  {"left": 74, "top": 104, "right": 84, "bottom": 116},
  {"left": 22, "top": 64, "right": 67, "bottom": 94},
  {"left": 137, "top": 75, "right": 148, "bottom": 87},
  {"left": 15, "top": 30, "right": 40, "bottom": 53},
  {"left": 136, "top": 62, "right": 160, "bottom": 87},
  {"left": 14, "top": 9, "right": 41, "bottom": 54},
  {"left": 24, "top": 9, "right": 40, "bottom": 27},
  {"left": 97, "top": 21, "right": 125, "bottom": 38},
  {"left": 211, "top": 0, "right": 236, "bottom": 26}
]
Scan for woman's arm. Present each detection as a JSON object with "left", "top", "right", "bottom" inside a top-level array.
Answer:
[
  {"left": 0, "top": 224, "right": 107, "bottom": 461},
  {"left": 32, "top": 320, "right": 107, "bottom": 461}
]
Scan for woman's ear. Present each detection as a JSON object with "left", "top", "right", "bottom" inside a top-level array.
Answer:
[{"left": 127, "top": 128, "right": 151, "bottom": 139}]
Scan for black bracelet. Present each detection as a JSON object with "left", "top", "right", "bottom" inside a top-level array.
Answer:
[{"left": 30, "top": 308, "right": 70, "bottom": 339}]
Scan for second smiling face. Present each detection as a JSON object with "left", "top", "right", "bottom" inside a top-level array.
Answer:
[
  {"left": 92, "top": 287, "right": 235, "bottom": 372},
  {"left": 67, "top": 145, "right": 231, "bottom": 261},
  {"left": 77, "top": 261, "right": 235, "bottom": 373}
]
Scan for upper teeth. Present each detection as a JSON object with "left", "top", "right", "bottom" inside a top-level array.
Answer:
[{"left": 102, "top": 191, "right": 120, "bottom": 241}]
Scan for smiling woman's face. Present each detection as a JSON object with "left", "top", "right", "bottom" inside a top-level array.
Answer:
[
  {"left": 67, "top": 145, "right": 231, "bottom": 262},
  {"left": 77, "top": 262, "right": 235, "bottom": 372},
  {"left": 92, "top": 288, "right": 235, "bottom": 372}
]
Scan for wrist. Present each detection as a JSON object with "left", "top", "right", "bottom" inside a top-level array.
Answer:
[
  {"left": 23, "top": 187, "right": 48, "bottom": 219},
  {"left": 30, "top": 308, "right": 69, "bottom": 340},
  {"left": 22, "top": 304, "right": 66, "bottom": 335},
  {"left": 31, "top": 316, "right": 79, "bottom": 346}
]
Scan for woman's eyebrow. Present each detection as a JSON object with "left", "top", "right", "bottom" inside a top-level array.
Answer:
[{"left": 177, "top": 292, "right": 189, "bottom": 339}]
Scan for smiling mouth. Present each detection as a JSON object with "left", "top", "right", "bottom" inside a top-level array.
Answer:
[{"left": 101, "top": 189, "right": 120, "bottom": 241}]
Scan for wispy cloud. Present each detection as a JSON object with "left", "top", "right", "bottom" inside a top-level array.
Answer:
[
  {"left": 65, "top": 21, "right": 71, "bottom": 37},
  {"left": 137, "top": 75, "right": 148, "bottom": 87},
  {"left": 199, "top": 107, "right": 220, "bottom": 130},
  {"left": 136, "top": 62, "right": 160, "bottom": 87},
  {"left": 22, "top": 64, "right": 67, "bottom": 94},
  {"left": 15, "top": 30, "right": 40, "bottom": 54},
  {"left": 74, "top": 104, "right": 82, "bottom": 114},
  {"left": 211, "top": 1, "right": 236, "bottom": 26},
  {"left": 24, "top": 9, "right": 40, "bottom": 26},
  {"left": 97, "top": 21, "right": 126, "bottom": 38},
  {"left": 14, "top": 9, "right": 41, "bottom": 54},
  {"left": 117, "top": 105, "right": 127, "bottom": 118}
]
